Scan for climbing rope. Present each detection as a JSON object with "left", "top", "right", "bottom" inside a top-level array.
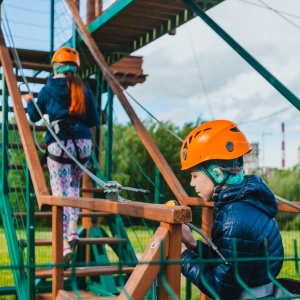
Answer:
[{"left": 1, "top": 8, "right": 149, "bottom": 199}]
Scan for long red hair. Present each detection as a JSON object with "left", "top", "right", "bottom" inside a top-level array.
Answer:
[{"left": 66, "top": 72, "right": 85, "bottom": 116}]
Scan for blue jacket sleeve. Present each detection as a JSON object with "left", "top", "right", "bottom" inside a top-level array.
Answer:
[
  {"left": 26, "top": 89, "right": 47, "bottom": 123},
  {"left": 181, "top": 222, "right": 257, "bottom": 300}
]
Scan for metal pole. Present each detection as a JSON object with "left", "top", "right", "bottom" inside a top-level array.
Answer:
[
  {"left": 182, "top": 0, "right": 300, "bottom": 111},
  {"left": 105, "top": 85, "right": 114, "bottom": 181},
  {"left": 26, "top": 168, "right": 35, "bottom": 300},
  {"left": 95, "top": 67, "right": 103, "bottom": 163},
  {"left": 1, "top": 73, "right": 8, "bottom": 195},
  {"left": 154, "top": 167, "right": 164, "bottom": 204},
  {"left": 50, "top": 0, "right": 55, "bottom": 61}
]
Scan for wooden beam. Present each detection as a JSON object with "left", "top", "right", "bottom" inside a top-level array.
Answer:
[
  {"left": 52, "top": 206, "right": 64, "bottom": 300},
  {"left": 39, "top": 195, "right": 192, "bottom": 224},
  {"left": 0, "top": 28, "right": 49, "bottom": 209},
  {"left": 65, "top": 0, "right": 188, "bottom": 205},
  {"left": 118, "top": 226, "right": 169, "bottom": 299}
]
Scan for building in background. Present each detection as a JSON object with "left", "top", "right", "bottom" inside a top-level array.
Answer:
[{"left": 244, "top": 143, "right": 259, "bottom": 174}]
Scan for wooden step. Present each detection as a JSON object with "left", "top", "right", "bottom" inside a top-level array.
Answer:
[
  {"left": 7, "top": 123, "right": 47, "bottom": 131},
  {"left": 56, "top": 290, "right": 117, "bottom": 300},
  {"left": 35, "top": 265, "right": 134, "bottom": 279},
  {"left": 20, "top": 237, "right": 126, "bottom": 247},
  {"left": 36, "top": 291, "right": 117, "bottom": 300}
]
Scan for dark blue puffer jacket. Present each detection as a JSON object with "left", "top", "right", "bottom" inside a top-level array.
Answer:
[
  {"left": 181, "top": 175, "right": 284, "bottom": 300},
  {"left": 26, "top": 77, "right": 100, "bottom": 145}
]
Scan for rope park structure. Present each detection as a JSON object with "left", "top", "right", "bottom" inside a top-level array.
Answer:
[{"left": 0, "top": 0, "right": 300, "bottom": 299}]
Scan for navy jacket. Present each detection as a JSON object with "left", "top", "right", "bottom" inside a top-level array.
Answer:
[
  {"left": 27, "top": 77, "right": 100, "bottom": 145},
  {"left": 181, "top": 175, "right": 283, "bottom": 299}
]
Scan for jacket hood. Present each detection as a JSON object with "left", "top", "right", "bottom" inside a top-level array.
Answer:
[
  {"left": 45, "top": 77, "right": 70, "bottom": 98},
  {"left": 215, "top": 174, "right": 278, "bottom": 218}
]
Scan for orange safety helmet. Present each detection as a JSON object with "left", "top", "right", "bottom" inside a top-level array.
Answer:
[
  {"left": 180, "top": 120, "right": 252, "bottom": 170},
  {"left": 51, "top": 47, "right": 80, "bottom": 66}
]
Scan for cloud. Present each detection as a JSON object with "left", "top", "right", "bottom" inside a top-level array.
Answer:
[{"left": 126, "top": 0, "right": 300, "bottom": 168}]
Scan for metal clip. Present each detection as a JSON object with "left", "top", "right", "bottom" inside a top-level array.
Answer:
[{"left": 104, "top": 181, "right": 122, "bottom": 201}]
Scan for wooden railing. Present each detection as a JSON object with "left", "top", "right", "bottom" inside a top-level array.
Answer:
[{"left": 1, "top": 7, "right": 299, "bottom": 300}]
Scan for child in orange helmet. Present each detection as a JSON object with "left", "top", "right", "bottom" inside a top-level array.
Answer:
[
  {"left": 180, "top": 120, "right": 283, "bottom": 299},
  {"left": 24, "top": 47, "right": 99, "bottom": 263}
]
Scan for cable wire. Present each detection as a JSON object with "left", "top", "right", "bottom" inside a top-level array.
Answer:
[{"left": 185, "top": 25, "right": 214, "bottom": 120}]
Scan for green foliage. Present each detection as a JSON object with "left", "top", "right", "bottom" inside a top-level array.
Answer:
[
  {"left": 267, "top": 166, "right": 300, "bottom": 202},
  {"left": 266, "top": 166, "right": 300, "bottom": 230}
]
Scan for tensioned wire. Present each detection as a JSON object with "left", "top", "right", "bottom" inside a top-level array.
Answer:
[
  {"left": 113, "top": 111, "right": 156, "bottom": 188},
  {"left": 5, "top": 122, "right": 27, "bottom": 244},
  {"left": 112, "top": 159, "right": 153, "bottom": 248}
]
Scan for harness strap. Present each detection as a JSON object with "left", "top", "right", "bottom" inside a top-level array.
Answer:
[
  {"left": 40, "top": 118, "right": 90, "bottom": 165},
  {"left": 47, "top": 152, "right": 90, "bottom": 165}
]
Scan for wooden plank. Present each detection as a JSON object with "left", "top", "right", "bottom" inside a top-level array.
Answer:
[
  {"left": 56, "top": 290, "right": 117, "bottom": 299},
  {"left": 52, "top": 206, "right": 64, "bottom": 300},
  {"left": 65, "top": 0, "right": 188, "bottom": 206},
  {"left": 40, "top": 195, "right": 192, "bottom": 224},
  {"left": 0, "top": 28, "right": 49, "bottom": 208},
  {"left": 185, "top": 197, "right": 214, "bottom": 207},
  {"left": 118, "top": 226, "right": 169, "bottom": 300},
  {"left": 35, "top": 265, "right": 134, "bottom": 279},
  {"left": 200, "top": 207, "right": 213, "bottom": 300},
  {"left": 158, "top": 223, "right": 182, "bottom": 300},
  {"left": 201, "top": 207, "right": 213, "bottom": 240}
]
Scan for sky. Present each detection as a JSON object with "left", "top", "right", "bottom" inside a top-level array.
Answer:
[{"left": 3, "top": 0, "right": 300, "bottom": 169}]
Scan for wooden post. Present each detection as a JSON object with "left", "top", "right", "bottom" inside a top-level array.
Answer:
[
  {"left": 118, "top": 227, "right": 169, "bottom": 299},
  {"left": 200, "top": 207, "right": 214, "bottom": 300},
  {"left": 52, "top": 206, "right": 64, "bottom": 299},
  {"left": 158, "top": 223, "right": 182, "bottom": 300},
  {"left": 86, "top": 0, "right": 95, "bottom": 24}
]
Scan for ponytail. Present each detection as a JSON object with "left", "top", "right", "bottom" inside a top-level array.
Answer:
[{"left": 65, "top": 72, "right": 85, "bottom": 116}]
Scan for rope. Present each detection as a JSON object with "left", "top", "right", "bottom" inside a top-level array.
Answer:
[{"left": 2, "top": 7, "right": 108, "bottom": 189}]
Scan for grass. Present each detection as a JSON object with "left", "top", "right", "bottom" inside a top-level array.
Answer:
[{"left": 0, "top": 227, "right": 299, "bottom": 300}]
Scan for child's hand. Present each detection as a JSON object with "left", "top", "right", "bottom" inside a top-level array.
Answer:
[
  {"left": 22, "top": 94, "right": 32, "bottom": 102},
  {"left": 182, "top": 224, "right": 197, "bottom": 250}
]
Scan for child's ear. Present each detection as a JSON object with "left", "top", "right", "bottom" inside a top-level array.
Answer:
[{"left": 212, "top": 167, "right": 224, "bottom": 183}]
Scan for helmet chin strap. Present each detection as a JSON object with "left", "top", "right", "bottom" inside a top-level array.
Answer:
[{"left": 197, "top": 163, "right": 230, "bottom": 202}]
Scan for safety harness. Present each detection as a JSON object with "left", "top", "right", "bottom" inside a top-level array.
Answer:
[{"left": 41, "top": 118, "right": 90, "bottom": 165}]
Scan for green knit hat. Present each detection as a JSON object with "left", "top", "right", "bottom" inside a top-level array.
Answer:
[
  {"left": 197, "top": 158, "right": 244, "bottom": 186},
  {"left": 53, "top": 62, "right": 77, "bottom": 73}
]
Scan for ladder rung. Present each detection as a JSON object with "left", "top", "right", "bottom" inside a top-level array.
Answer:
[
  {"left": 56, "top": 290, "right": 118, "bottom": 300},
  {"left": 20, "top": 237, "right": 126, "bottom": 247},
  {"left": 35, "top": 265, "right": 134, "bottom": 279}
]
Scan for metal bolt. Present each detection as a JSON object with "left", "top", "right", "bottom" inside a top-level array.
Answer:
[{"left": 150, "top": 241, "right": 157, "bottom": 249}]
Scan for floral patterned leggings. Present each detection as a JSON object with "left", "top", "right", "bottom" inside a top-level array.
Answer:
[{"left": 47, "top": 139, "right": 92, "bottom": 240}]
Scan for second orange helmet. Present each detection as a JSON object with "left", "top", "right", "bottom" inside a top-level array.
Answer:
[{"left": 180, "top": 120, "right": 252, "bottom": 170}]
